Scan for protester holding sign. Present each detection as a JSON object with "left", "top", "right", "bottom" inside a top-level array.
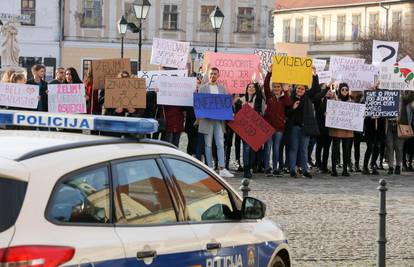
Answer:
[{"left": 26, "top": 64, "right": 48, "bottom": 112}]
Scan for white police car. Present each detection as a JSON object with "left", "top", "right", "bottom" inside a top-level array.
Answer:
[{"left": 0, "top": 110, "right": 291, "bottom": 267}]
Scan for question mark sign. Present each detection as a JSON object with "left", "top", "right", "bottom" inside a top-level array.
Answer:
[{"left": 377, "top": 45, "right": 396, "bottom": 62}]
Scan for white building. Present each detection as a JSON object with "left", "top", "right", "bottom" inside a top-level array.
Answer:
[{"left": 0, "top": 0, "right": 62, "bottom": 80}]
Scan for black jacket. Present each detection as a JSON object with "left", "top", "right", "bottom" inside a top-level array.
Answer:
[{"left": 27, "top": 79, "right": 48, "bottom": 111}]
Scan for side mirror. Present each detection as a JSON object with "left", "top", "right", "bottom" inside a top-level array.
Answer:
[{"left": 241, "top": 197, "right": 266, "bottom": 220}]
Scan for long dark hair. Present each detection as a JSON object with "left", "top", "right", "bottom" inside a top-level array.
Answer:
[
  {"left": 66, "top": 67, "right": 82, "bottom": 84},
  {"left": 245, "top": 82, "right": 263, "bottom": 113}
]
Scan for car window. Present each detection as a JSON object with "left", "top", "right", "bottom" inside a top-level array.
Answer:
[
  {"left": 164, "top": 158, "right": 235, "bottom": 222},
  {"left": 113, "top": 159, "right": 177, "bottom": 225},
  {"left": 47, "top": 166, "right": 110, "bottom": 224},
  {"left": 0, "top": 178, "right": 27, "bottom": 232}
]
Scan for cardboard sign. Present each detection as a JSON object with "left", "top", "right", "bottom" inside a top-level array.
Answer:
[
  {"left": 379, "top": 63, "right": 414, "bottom": 90},
  {"left": 318, "top": 71, "right": 332, "bottom": 84},
  {"left": 254, "top": 49, "right": 286, "bottom": 72},
  {"left": 150, "top": 38, "right": 190, "bottom": 69},
  {"left": 364, "top": 90, "right": 400, "bottom": 117},
  {"left": 137, "top": 70, "right": 187, "bottom": 91},
  {"left": 313, "top": 59, "right": 327, "bottom": 72},
  {"left": 0, "top": 83, "right": 39, "bottom": 109},
  {"left": 372, "top": 40, "right": 399, "bottom": 65},
  {"left": 204, "top": 52, "right": 261, "bottom": 94},
  {"left": 92, "top": 58, "right": 131, "bottom": 90},
  {"left": 227, "top": 105, "right": 275, "bottom": 152},
  {"left": 275, "top": 42, "right": 309, "bottom": 57},
  {"left": 325, "top": 100, "right": 365, "bottom": 132},
  {"left": 48, "top": 84, "right": 86, "bottom": 114},
  {"left": 157, "top": 76, "right": 196, "bottom": 106},
  {"left": 271, "top": 56, "right": 313, "bottom": 86},
  {"left": 193, "top": 93, "right": 233, "bottom": 120},
  {"left": 330, "top": 56, "right": 365, "bottom": 80},
  {"left": 335, "top": 64, "right": 378, "bottom": 91},
  {"left": 104, "top": 78, "right": 146, "bottom": 109}
]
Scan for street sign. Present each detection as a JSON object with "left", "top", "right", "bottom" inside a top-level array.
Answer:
[{"left": 0, "top": 13, "right": 31, "bottom": 24}]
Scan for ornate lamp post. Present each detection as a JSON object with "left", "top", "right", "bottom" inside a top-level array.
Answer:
[
  {"left": 117, "top": 16, "right": 128, "bottom": 58},
  {"left": 133, "top": 0, "right": 151, "bottom": 71},
  {"left": 209, "top": 6, "right": 224, "bottom": 52}
]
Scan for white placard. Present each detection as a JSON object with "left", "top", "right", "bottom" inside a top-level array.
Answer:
[
  {"left": 48, "top": 84, "right": 87, "bottom": 113},
  {"left": 379, "top": 64, "right": 414, "bottom": 90},
  {"left": 399, "top": 55, "right": 414, "bottom": 66},
  {"left": 325, "top": 100, "right": 366, "bottom": 132},
  {"left": 254, "top": 49, "right": 276, "bottom": 72},
  {"left": 330, "top": 56, "right": 365, "bottom": 80},
  {"left": 157, "top": 76, "right": 196, "bottom": 106},
  {"left": 336, "top": 64, "right": 378, "bottom": 91},
  {"left": 313, "top": 59, "right": 327, "bottom": 72},
  {"left": 150, "top": 38, "right": 190, "bottom": 69},
  {"left": 372, "top": 40, "right": 399, "bottom": 65},
  {"left": 0, "top": 83, "right": 39, "bottom": 109},
  {"left": 318, "top": 70, "right": 332, "bottom": 84},
  {"left": 137, "top": 70, "right": 187, "bottom": 91}
]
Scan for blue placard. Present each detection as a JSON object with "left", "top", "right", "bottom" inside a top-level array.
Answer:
[
  {"left": 193, "top": 93, "right": 234, "bottom": 120},
  {"left": 364, "top": 90, "right": 400, "bottom": 117}
]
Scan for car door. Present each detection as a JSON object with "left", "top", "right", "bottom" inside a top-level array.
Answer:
[
  {"left": 162, "top": 157, "right": 261, "bottom": 267},
  {"left": 111, "top": 156, "right": 204, "bottom": 267}
]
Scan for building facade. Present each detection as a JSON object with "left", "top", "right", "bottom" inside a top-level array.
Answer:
[
  {"left": 0, "top": 0, "right": 61, "bottom": 80},
  {"left": 273, "top": 0, "right": 414, "bottom": 60},
  {"left": 62, "top": 0, "right": 275, "bottom": 78}
]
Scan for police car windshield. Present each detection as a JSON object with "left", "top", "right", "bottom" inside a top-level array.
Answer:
[{"left": 0, "top": 178, "right": 27, "bottom": 233}]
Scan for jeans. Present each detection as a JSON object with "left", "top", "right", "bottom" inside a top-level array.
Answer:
[
  {"left": 264, "top": 132, "right": 283, "bottom": 171},
  {"left": 386, "top": 122, "right": 404, "bottom": 168},
  {"left": 316, "top": 135, "right": 332, "bottom": 169},
  {"left": 204, "top": 121, "right": 225, "bottom": 168},
  {"left": 195, "top": 132, "right": 205, "bottom": 161},
  {"left": 242, "top": 141, "right": 256, "bottom": 168},
  {"left": 288, "top": 126, "right": 310, "bottom": 173},
  {"left": 162, "top": 132, "right": 181, "bottom": 147}
]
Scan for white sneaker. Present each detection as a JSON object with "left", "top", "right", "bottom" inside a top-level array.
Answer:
[{"left": 219, "top": 168, "right": 234, "bottom": 178}]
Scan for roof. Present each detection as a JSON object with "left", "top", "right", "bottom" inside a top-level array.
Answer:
[{"left": 275, "top": 0, "right": 391, "bottom": 10}]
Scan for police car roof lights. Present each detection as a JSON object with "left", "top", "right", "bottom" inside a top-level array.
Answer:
[{"left": 0, "top": 110, "right": 159, "bottom": 134}]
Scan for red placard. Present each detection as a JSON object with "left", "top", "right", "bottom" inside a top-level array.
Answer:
[{"left": 227, "top": 104, "right": 275, "bottom": 152}]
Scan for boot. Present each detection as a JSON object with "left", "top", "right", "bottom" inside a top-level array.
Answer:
[
  {"left": 237, "top": 160, "right": 243, "bottom": 172},
  {"left": 244, "top": 166, "right": 252, "bottom": 179},
  {"left": 387, "top": 167, "right": 394, "bottom": 175},
  {"left": 354, "top": 162, "right": 361, "bottom": 172},
  {"left": 362, "top": 166, "right": 370, "bottom": 175},
  {"left": 394, "top": 166, "right": 401, "bottom": 175},
  {"left": 342, "top": 164, "right": 350, "bottom": 176},
  {"left": 331, "top": 167, "right": 338, "bottom": 177}
]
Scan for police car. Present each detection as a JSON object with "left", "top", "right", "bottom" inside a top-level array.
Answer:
[{"left": 0, "top": 110, "right": 291, "bottom": 267}]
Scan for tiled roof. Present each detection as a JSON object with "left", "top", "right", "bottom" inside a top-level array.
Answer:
[{"left": 275, "top": 0, "right": 383, "bottom": 10}]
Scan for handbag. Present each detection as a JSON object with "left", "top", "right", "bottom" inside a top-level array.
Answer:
[
  {"left": 397, "top": 123, "right": 414, "bottom": 138},
  {"left": 155, "top": 106, "right": 166, "bottom": 132}
]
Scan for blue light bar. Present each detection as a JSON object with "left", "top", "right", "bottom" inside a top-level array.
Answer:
[{"left": 0, "top": 110, "right": 158, "bottom": 134}]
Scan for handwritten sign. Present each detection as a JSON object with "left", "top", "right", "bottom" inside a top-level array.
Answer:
[
  {"left": 364, "top": 90, "right": 400, "bottom": 117},
  {"left": 271, "top": 56, "right": 313, "bottom": 86},
  {"left": 104, "top": 78, "right": 146, "bottom": 109},
  {"left": 204, "top": 52, "right": 261, "bottom": 94},
  {"left": 253, "top": 49, "right": 287, "bottom": 72},
  {"left": 313, "top": 59, "right": 327, "bottom": 72},
  {"left": 92, "top": 58, "right": 131, "bottom": 90},
  {"left": 227, "top": 105, "right": 275, "bottom": 151},
  {"left": 318, "top": 71, "right": 332, "bottom": 84},
  {"left": 193, "top": 93, "right": 233, "bottom": 120},
  {"left": 335, "top": 64, "right": 378, "bottom": 91},
  {"left": 379, "top": 63, "right": 414, "bottom": 90},
  {"left": 157, "top": 76, "right": 196, "bottom": 106},
  {"left": 330, "top": 56, "right": 365, "bottom": 81},
  {"left": 372, "top": 40, "right": 399, "bottom": 65},
  {"left": 137, "top": 70, "right": 187, "bottom": 91},
  {"left": 325, "top": 100, "right": 365, "bottom": 132},
  {"left": 150, "top": 38, "right": 190, "bottom": 69},
  {"left": 0, "top": 83, "right": 39, "bottom": 109},
  {"left": 48, "top": 84, "right": 86, "bottom": 114}
]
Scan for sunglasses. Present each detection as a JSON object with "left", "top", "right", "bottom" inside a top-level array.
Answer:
[{"left": 340, "top": 87, "right": 349, "bottom": 91}]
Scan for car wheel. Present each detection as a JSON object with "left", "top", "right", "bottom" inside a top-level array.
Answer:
[{"left": 272, "top": 255, "right": 287, "bottom": 267}]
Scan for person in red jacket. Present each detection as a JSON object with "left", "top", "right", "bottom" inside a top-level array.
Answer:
[
  {"left": 161, "top": 106, "right": 185, "bottom": 147},
  {"left": 263, "top": 67, "right": 292, "bottom": 176}
]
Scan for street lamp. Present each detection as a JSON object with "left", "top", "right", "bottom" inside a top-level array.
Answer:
[
  {"left": 133, "top": 0, "right": 151, "bottom": 71},
  {"left": 210, "top": 6, "right": 224, "bottom": 52},
  {"left": 117, "top": 16, "right": 128, "bottom": 58},
  {"left": 190, "top": 48, "right": 197, "bottom": 74}
]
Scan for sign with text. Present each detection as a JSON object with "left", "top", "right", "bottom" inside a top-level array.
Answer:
[
  {"left": 157, "top": 76, "right": 196, "bottom": 106},
  {"left": 335, "top": 64, "right": 378, "bottom": 91},
  {"left": 48, "top": 84, "right": 86, "bottom": 114},
  {"left": 104, "top": 78, "right": 146, "bottom": 109},
  {"left": 150, "top": 38, "right": 190, "bottom": 69},
  {"left": 227, "top": 105, "right": 275, "bottom": 151},
  {"left": 92, "top": 58, "right": 131, "bottom": 90},
  {"left": 193, "top": 93, "right": 233, "bottom": 120},
  {"left": 379, "top": 64, "right": 414, "bottom": 90},
  {"left": 0, "top": 13, "right": 31, "bottom": 23},
  {"left": 325, "top": 100, "right": 365, "bottom": 132},
  {"left": 275, "top": 42, "right": 309, "bottom": 57},
  {"left": 137, "top": 70, "right": 187, "bottom": 91},
  {"left": 330, "top": 56, "right": 365, "bottom": 81},
  {"left": 271, "top": 56, "right": 313, "bottom": 86},
  {"left": 204, "top": 52, "right": 261, "bottom": 94},
  {"left": 0, "top": 83, "right": 39, "bottom": 109},
  {"left": 318, "top": 71, "right": 332, "bottom": 84},
  {"left": 372, "top": 40, "right": 399, "bottom": 65},
  {"left": 253, "top": 49, "right": 287, "bottom": 72},
  {"left": 364, "top": 90, "right": 400, "bottom": 117},
  {"left": 313, "top": 59, "right": 327, "bottom": 72}
]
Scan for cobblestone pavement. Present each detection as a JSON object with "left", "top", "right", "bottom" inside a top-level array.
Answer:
[{"left": 224, "top": 169, "right": 414, "bottom": 267}]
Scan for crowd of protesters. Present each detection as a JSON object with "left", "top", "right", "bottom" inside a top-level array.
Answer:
[{"left": 2, "top": 63, "right": 414, "bottom": 179}]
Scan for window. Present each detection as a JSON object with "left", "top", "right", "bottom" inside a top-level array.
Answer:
[
  {"left": 113, "top": 159, "right": 176, "bottom": 225},
  {"left": 21, "top": 0, "right": 36, "bottom": 26},
  {"left": 237, "top": 7, "right": 254, "bottom": 33},
  {"left": 352, "top": 14, "right": 361, "bottom": 40},
  {"left": 82, "top": 59, "right": 92, "bottom": 80},
  {"left": 165, "top": 158, "right": 235, "bottom": 222},
  {"left": 268, "top": 11, "right": 274, "bottom": 37},
  {"left": 392, "top": 11, "right": 402, "bottom": 30},
  {"left": 81, "top": 0, "right": 102, "bottom": 28},
  {"left": 163, "top": 5, "right": 178, "bottom": 30},
  {"left": 309, "top": 17, "right": 317, "bottom": 42},
  {"left": 283, "top": 19, "right": 290, "bottom": 42},
  {"left": 47, "top": 166, "right": 110, "bottom": 224},
  {"left": 0, "top": 178, "right": 27, "bottom": 232},
  {"left": 369, "top": 13, "right": 379, "bottom": 36},
  {"left": 321, "top": 15, "right": 331, "bottom": 41},
  {"left": 337, "top": 15, "right": 346, "bottom": 41},
  {"left": 295, "top": 18, "right": 303, "bottom": 42},
  {"left": 200, "top": 5, "right": 215, "bottom": 31}
]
